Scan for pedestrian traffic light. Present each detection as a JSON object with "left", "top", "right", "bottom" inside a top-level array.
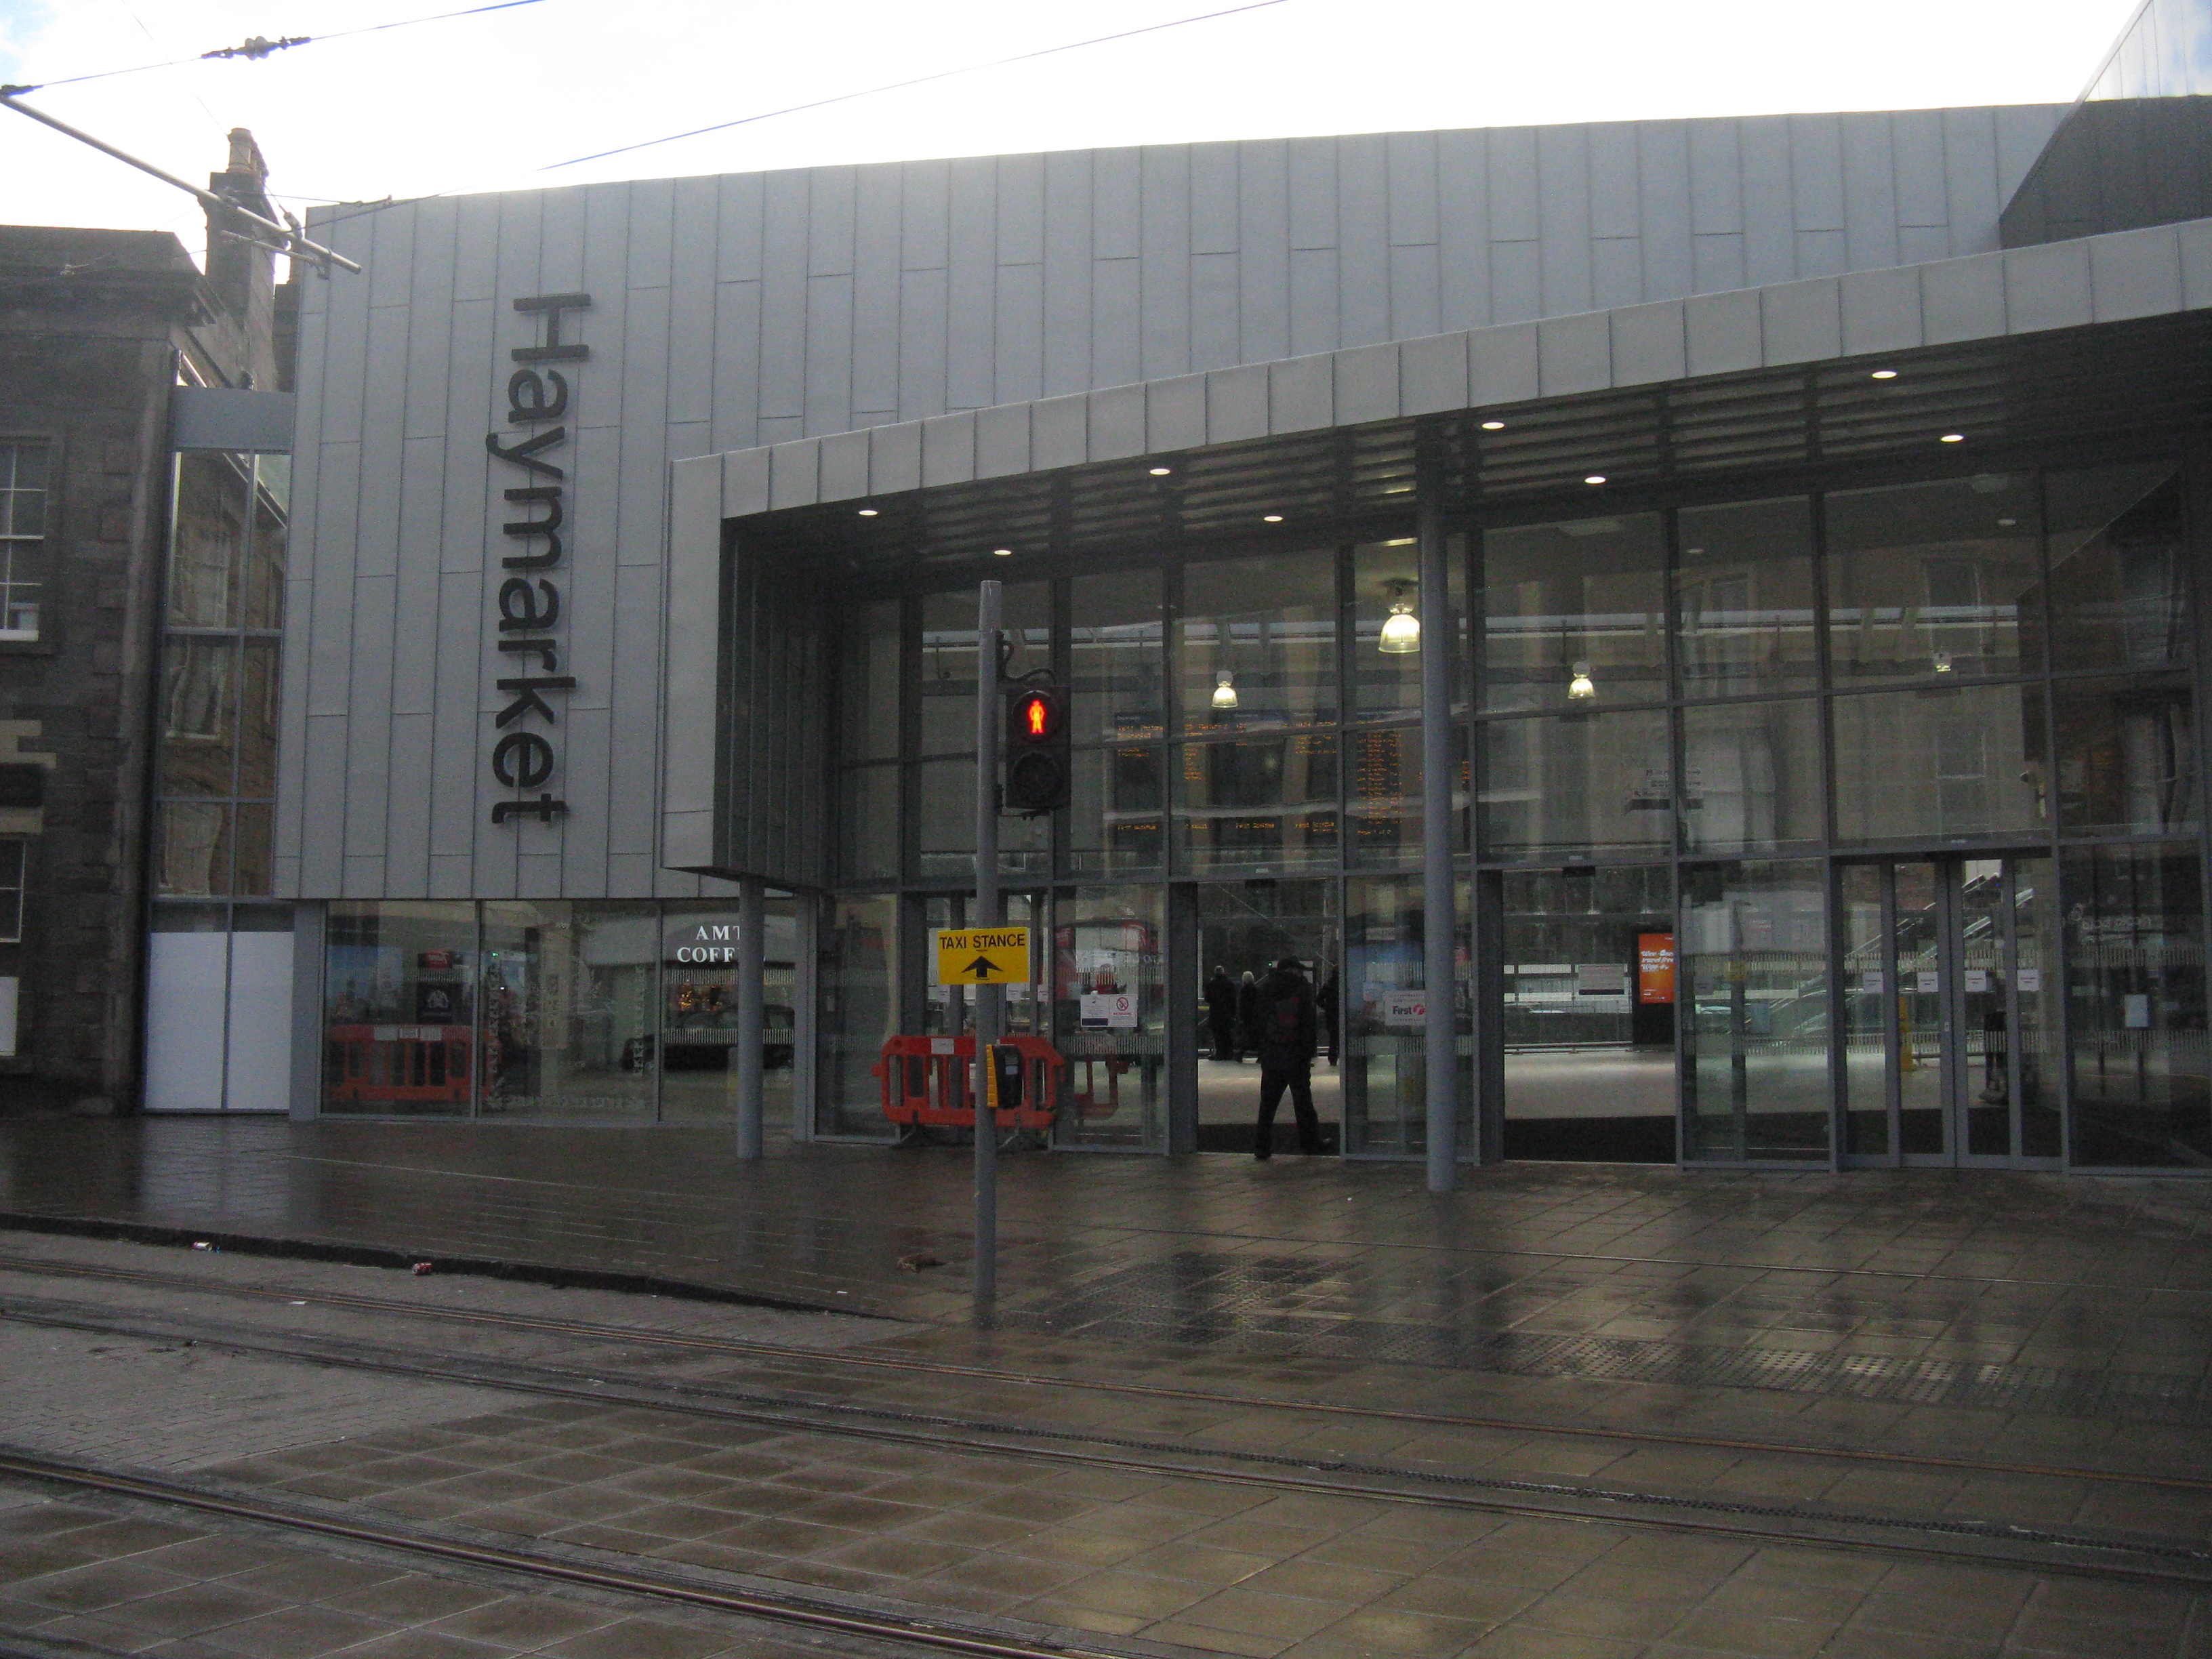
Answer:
[{"left": 1003, "top": 680, "right": 1069, "bottom": 815}]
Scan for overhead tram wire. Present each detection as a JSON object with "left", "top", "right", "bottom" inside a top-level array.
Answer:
[
  {"left": 279, "top": 0, "right": 1303, "bottom": 235},
  {"left": 538, "top": 0, "right": 1296, "bottom": 171},
  {"left": 0, "top": 90, "right": 361, "bottom": 272},
  {"left": 0, "top": 0, "right": 549, "bottom": 96}
]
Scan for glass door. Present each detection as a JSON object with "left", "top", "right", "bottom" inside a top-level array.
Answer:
[{"left": 1841, "top": 855, "right": 2058, "bottom": 1167}]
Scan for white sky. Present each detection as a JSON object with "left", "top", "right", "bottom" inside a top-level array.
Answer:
[{"left": 0, "top": 0, "right": 2146, "bottom": 266}]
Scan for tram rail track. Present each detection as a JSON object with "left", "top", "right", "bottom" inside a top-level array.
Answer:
[
  {"left": 5, "top": 1285, "right": 2212, "bottom": 1589},
  {"left": 0, "top": 1244, "right": 2205, "bottom": 1497},
  {"left": 0, "top": 1446, "right": 1148, "bottom": 1659}
]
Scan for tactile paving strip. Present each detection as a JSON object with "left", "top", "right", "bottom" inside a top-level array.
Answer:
[{"left": 1003, "top": 1251, "right": 2211, "bottom": 1423}]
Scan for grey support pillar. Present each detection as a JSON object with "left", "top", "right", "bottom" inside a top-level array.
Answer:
[
  {"left": 972, "top": 581, "right": 1002, "bottom": 1311},
  {"left": 1418, "top": 452, "right": 1460, "bottom": 1193},
  {"left": 735, "top": 876, "right": 765, "bottom": 1159}
]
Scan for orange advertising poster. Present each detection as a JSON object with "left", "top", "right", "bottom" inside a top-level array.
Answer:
[{"left": 1637, "top": 933, "right": 1677, "bottom": 1004}]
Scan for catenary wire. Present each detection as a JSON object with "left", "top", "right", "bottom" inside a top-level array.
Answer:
[
  {"left": 538, "top": 0, "right": 1294, "bottom": 170},
  {"left": 3, "top": 0, "right": 548, "bottom": 94}
]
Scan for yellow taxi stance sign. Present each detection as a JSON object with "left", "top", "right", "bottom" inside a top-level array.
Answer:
[{"left": 935, "top": 926, "right": 1031, "bottom": 985}]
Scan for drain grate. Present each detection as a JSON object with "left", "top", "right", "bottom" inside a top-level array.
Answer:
[{"left": 1004, "top": 1253, "right": 2211, "bottom": 1424}]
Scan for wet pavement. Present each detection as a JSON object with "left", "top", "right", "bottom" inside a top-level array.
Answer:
[
  {"left": 4, "top": 1229, "right": 2212, "bottom": 1658},
  {"left": 5, "top": 1118, "right": 2212, "bottom": 1446}
]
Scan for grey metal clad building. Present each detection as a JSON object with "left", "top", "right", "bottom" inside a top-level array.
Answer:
[{"left": 250, "top": 0, "right": 2212, "bottom": 1171}]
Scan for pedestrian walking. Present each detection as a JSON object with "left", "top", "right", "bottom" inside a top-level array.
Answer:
[
  {"left": 1316, "top": 966, "right": 1340, "bottom": 1067},
  {"left": 1251, "top": 956, "right": 1321, "bottom": 1159}
]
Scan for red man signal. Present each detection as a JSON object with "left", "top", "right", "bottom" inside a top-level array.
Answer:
[{"left": 1003, "top": 681, "right": 1070, "bottom": 815}]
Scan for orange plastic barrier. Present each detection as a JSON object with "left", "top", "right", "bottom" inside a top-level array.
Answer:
[
  {"left": 874, "top": 1033, "right": 1062, "bottom": 1132},
  {"left": 1063, "top": 1053, "right": 1130, "bottom": 1120},
  {"left": 327, "top": 1024, "right": 472, "bottom": 1106}
]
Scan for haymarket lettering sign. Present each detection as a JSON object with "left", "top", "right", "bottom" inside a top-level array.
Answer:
[{"left": 483, "top": 291, "right": 590, "bottom": 825}]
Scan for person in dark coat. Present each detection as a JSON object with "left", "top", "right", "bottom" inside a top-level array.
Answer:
[
  {"left": 1316, "top": 967, "right": 1340, "bottom": 1067},
  {"left": 1251, "top": 956, "right": 1322, "bottom": 1158},
  {"left": 1235, "top": 970, "right": 1259, "bottom": 1064},
  {"left": 1204, "top": 966, "right": 1239, "bottom": 1062}
]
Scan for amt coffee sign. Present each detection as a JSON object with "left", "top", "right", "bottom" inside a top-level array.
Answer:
[{"left": 483, "top": 292, "right": 591, "bottom": 825}]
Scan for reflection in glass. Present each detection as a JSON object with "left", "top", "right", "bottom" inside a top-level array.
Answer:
[
  {"left": 2042, "top": 464, "right": 2186, "bottom": 674},
  {"left": 1070, "top": 569, "right": 1164, "bottom": 743},
  {"left": 322, "top": 901, "right": 476, "bottom": 1116},
  {"left": 1679, "top": 698, "right": 1822, "bottom": 853},
  {"left": 237, "top": 638, "right": 280, "bottom": 800},
  {"left": 1351, "top": 539, "right": 1422, "bottom": 717},
  {"left": 1347, "top": 724, "right": 1422, "bottom": 865},
  {"left": 1832, "top": 684, "right": 2046, "bottom": 842},
  {"left": 916, "top": 583, "right": 1049, "bottom": 754},
  {"left": 816, "top": 894, "right": 898, "bottom": 1139},
  {"left": 1501, "top": 867, "right": 1675, "bottom": 1162},
  {"left": 1681, "top": 859, "right": 1830, "bottom": 1160},
  {"left": 231, "top": 802, "right": 272, "bottom": 896},
  {"left": 2051, "top": 674, "right": 2196, "bottom": 836},
  {"left": 1478, "top": 707, "right": 1672, "bottom": 859},
  {"left": 157, "top": 801, "right": 229, "bottom": 896},
  {"left": 2012, "top": 859, "right": 2062, "bottom": 1158},
  {"left": 478, "top": 903, "right": 657, "bottom": 1120},
  {"left": 160, "top": 638, "right": 236, "bottom": 797},
  {"left": 917, "top": 756, "right": 1046, "bottom": 878},
  {"left": 838, "top": 764, "right": 897, "bottom": 881},
  {"left": 1825, "top": 474, "right": 2040, "bottom": 684},
  {"left": 2066, "top": 843, "right": 2211, "bottom": 1167},
  {"left": 169, "top": 453, "right": 249, "bottom": 629},
  {"left": 1179, "top": 733, "right": 1338, "bottom": 873},
  {"left": 1674, "top": 497, "right": 1818, "bottom": 699},
  {"left": 1891, "top": 861, "right": 1944, "bottom": 1153},
  {"left": 1069, "top": 743, "right": 1164, "bottom": 877},
  {"left": 1840, "top": 864, "right": 1887, "bottom": 1155},
  {"left": 1181, "top": 549, "right": 1338, "bottom": 735},
  {"left": 838, "top": 600, "right": 902, "bottom": 763},
  {"left": 1053, "top": 886, "right": 1166, "bottom": 1149},
  {"left": 1477, "top": 513, "right": 1664, "bottom": 712},
  {"left": 244, "top": 455, "right": 288, "bottom": 631},
  {"left": 1342, "top": 875, "right": 1471, "bottom": 1157},
  {"left": 657, "top": 902, "right": 800, "bottom": 1126}
]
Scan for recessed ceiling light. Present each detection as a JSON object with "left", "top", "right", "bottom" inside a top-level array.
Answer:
[
  {"left": 1996, "top": 516, "right": 2017, "bottom": 527},
  {"left": 1870, "top": 369, "right": 1898, "bottom": 381},
  {"left": 1263, "top": 514, "right": 1284, "bottom": 523},
  {"left": 1584, "top": 474, "right": 1607, "bottom": 485},
  {"left": 857, "top": 508, "right": 878, "bottom": 516},
  {"left": 1940, "top": 434, "right": 1963, "bottom": 444},
  {"left": 1148, "top": 466, "right": 1172, "bottom": 476},
  {"left": 1481, "top": 420, "right": 1505, "bottom": 431},
  {"left": 992, "top": 547, "right": 1013, "bottom": 556}
]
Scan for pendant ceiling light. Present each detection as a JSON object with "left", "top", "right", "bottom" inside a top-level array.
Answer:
[
  {"left": 1377, "top": 581, "right": 1420, "bottom": 655},
  {"left": 1568, "top": 661, "right": 1597, "bottom": 701},
  {"left": 1212, "top": 670, "right": 1239, "bottom": 710}
]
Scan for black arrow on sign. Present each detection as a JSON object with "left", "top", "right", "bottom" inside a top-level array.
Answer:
[{"left": 964, "top": 956, "right": 997, "bottom": 981}]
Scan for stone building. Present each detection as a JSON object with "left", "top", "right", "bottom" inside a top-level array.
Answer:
[{"left": 0, "top": 129, "right": 291, "bottom": 1112}]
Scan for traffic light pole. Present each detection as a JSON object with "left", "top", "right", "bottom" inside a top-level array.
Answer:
[{"left": 972, "top": 580, "right": 1002, "bottom": 1315}]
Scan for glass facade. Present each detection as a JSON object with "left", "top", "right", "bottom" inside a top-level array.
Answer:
[
  {"left": 144, "top": 449, "right": 293, "bottom": 1112},
  {"left": 320, "top": 898, "right": 804, "bottom": 1122},
  {"left": 816, "top": 447, "right": 2211, "bottom": 1170}
]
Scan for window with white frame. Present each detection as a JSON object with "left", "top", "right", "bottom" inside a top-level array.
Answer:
[{"left": 0, "top": 445, "right": 47, "bottom": 642}]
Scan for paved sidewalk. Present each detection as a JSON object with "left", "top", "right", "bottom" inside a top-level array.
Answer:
[{"left": 5, "top": 1118, "right": 2212, "bottom": 1456}]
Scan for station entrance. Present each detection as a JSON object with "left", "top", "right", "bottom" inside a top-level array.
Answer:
[
  {"left": 1193, "top": 881, "right": 1342, "bottom": 1153},
  {"left": 1841, "top": 855, "right": 2061, "bottom": 1168}
]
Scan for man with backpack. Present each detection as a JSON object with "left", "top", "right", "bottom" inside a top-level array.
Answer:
[{"left": 1252, "top": 955, "right": 1322, "bottom": 1159}]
